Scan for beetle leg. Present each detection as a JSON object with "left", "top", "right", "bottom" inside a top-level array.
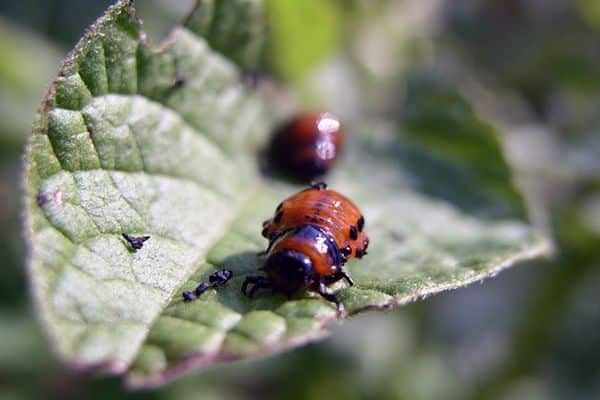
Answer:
[
  {"left": 241, "top": 275, "right": 272, "bottom": 298},
  {"left": 241, "top": 275, "right": 258, "bottom": 296},
  {"left": 339, "top": 269, "right": 354, "bottom": 287},
  {"left": 310, "top": 181, "right": 327, "bottom": 190},
  {"left": 323, "top": 269, "right": 354, "bottom": 287},
  {"left": 250, "top": 279, "right": 272, "bottom": 298},
  {"left": 316, "top": 279, "right": 344, "bottom": 314},
  {"left": 261, "top": 220, "right": 271, "bottom": 239},
  {"left": 323, "top": 272, "right": 339, "bottom": 285}
]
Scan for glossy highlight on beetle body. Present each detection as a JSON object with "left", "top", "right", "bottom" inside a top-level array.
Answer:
[
  {"left": 242, "top": 182, "right": 369, "bottom": 313},
  {"left": 267, "top": 112, "right": 344, "bottom": 181}
]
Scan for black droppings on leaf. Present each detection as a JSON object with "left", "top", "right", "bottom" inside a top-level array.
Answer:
[
  {"left": 122, "top": 233, "right": 151, "bottom": 250},
  {"left": 183, "top": 269, "right": 233, "bottom": 302},
  {"left": 182, "top": 290, "right": 196, "bottom": 302},
  {"left": 209, "top": 269, "right": 233, "bottom": 287},
  {"left": 193, "top": 282, "right": 211, "bottom": 296}
]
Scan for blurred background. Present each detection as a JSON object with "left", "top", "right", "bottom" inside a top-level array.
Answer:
[{"left": 1, "top": 0, "right": 599, "bottom": 399}]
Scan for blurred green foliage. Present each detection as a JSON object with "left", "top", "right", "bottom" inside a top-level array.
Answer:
[
  {"left": 400, "top": 74, "right": 527, "bottom": 219},
  {"left": 577, "top": 0, "right": 600, "bottom": 31},
  {"left": 1, "top": 0, "right": 599, "bottom": 399},
  {"left": 0, "top": 18, "right": 61, "bottom": 149},
  {"left": 264, "top": 0, "right": 342, "bottom": 81}
]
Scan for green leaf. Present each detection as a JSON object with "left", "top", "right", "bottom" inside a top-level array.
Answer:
[
  {"left": 185, "top": 0, "right": 265, "bottom": 69},
  {"left": 22, "top": 0, "right": 550, "bottom": 388},
  {"left": 126, "top": 125, "right": 550, "bottom": 387},
  {"left": 24, "top": 0, "right": 269, "bottom": 374},
  {"left": 401, "top": 73, "right": 528, "bottom": 219},
  {"left": 576, "top": 0, "right": 600, "bottom": 32}
]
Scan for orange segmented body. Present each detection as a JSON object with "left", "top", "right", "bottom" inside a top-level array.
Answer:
[
  {"left": 242, "top": 183, "right": 369, "bottom": 313},
  {"left": 262, "top": 185, "right": 369, "bottom": 276},
  {"left": 268, "top": 113, "right": 344, "bottom": 181}
]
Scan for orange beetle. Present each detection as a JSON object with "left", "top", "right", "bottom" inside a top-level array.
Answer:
[
  {"left": 267, "top": 113, "right": 344, "bottom": 181},
  {"left": 242, "top": 182, "right": 369, "bottom": 312}
]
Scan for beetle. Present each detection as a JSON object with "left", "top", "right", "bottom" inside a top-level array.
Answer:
[
  {"left": 242, "top": 182, "right": 369, "bottom": 313},
  {"left": 267, "top": 112, "right": 344, "bottom": 181}
]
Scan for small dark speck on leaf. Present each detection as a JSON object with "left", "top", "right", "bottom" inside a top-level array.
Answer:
[
  {"left": 122, "top": 233, "right": 150, "bottom": 250},
  {"left": 241, "top": 70, "right": 264, "bottom": 88},
  {"left": 36, "top": 193, "right": 48, "bottom": 207},
  {"left": 173, "top": 75, "right": 186, "bottom": 88},
  {"left": 390, "top": 230, "right": 405, "bottom": 242},
  {"left": 36, "top": 189, "right": 62, "bottom": 207}
]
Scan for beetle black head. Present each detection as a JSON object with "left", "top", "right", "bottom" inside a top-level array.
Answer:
[{"left": 263, "top": 249, "right": 314, "bottom": 296}]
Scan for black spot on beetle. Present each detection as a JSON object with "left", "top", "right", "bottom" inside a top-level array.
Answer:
[
  {"left": 274, "top": 211, "right": 284, "bottom": 223},
  {"left": 122, "top": 233, "right": 150, "bottom": 250},
  {"left": 341, "top": 246, "right": 352, "bottom": 256},
  {"left": 349, "top": 225, "right": 358, "bottom": 240},
  {"left": 357, "top": 215, "right": 365, "bottom": 232}
]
